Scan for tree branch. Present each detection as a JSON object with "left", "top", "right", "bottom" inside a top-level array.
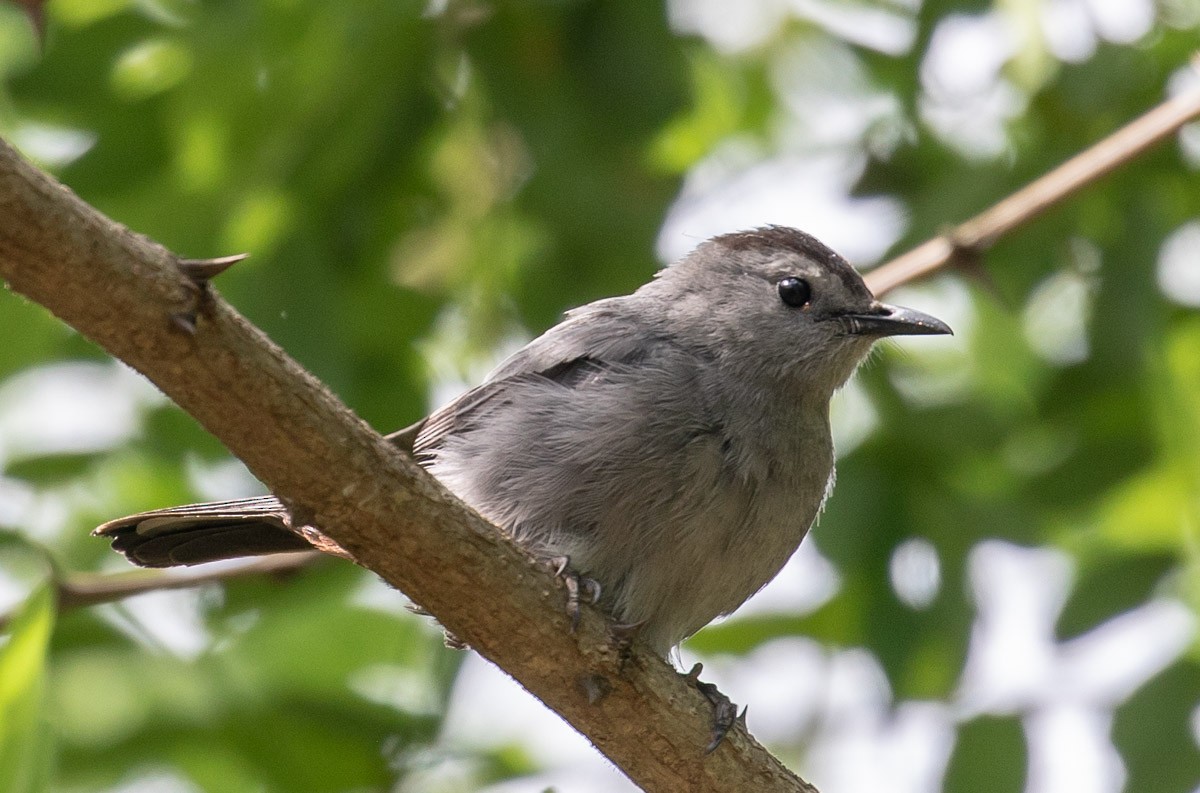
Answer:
[
  {"left": 0, "top": 552, "right": 320, "bottom": 632},
  {"left": 0, "top": 139, "right": 815, "bottom": 792},
  {"left": 865, "top": 64, "right": 1200, "bottom": 295}
]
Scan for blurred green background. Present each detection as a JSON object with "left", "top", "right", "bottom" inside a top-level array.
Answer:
[{"left": 1, "top": 1, "right": 1199, "bottom": 791}]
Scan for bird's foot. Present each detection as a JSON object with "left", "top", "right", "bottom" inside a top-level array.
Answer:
[
  {"left": 608, "top": 619, "right": 647, "bottom": 671},
  {"left": 545, "top": 556, "right": 602, "bottom": 632},
  {"left": 405, "top": 602, "right": 432, "bottom": 617},
  {"left": 685, "top": 662, "right": 747, "bottom": 753},
  {"left": 405, "top": 602, "right": 469, "bottom": 650}
]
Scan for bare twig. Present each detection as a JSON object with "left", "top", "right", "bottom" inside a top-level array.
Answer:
[
  {"left": 866, "top": 67, "right": 1200, "bottom": 295},
  {"left": 0, "top": 552, "right": 320, "bottom": 632},
  {"left": 7, "top": 0, "right": 47, "bottom": 43},
  {"left": 56, "top": 551, "right": 319, "bottom": 610}
]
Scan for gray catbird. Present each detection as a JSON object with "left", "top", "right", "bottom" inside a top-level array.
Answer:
[{"left": 98, "top": 226, "right": 949, "bottom": 657}]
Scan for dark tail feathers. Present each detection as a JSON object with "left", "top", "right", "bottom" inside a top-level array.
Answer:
[{"left": 94, "top": 495, "right": 350, "bottom": 567}]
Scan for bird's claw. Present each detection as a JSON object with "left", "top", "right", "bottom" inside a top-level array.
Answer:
[
  {"left": 443, "top": 630, "right": 468, "bottom": 650},
  {"left": 608, "top": 619, "right": 647, "bottom": 670},
  {"left": 685, "top": 662, "right": 746, "bottom": 753},
  {"left": 546, "top": 556, "right": 601, "bottom": 632},
  {"left": 403, "top": 602, "right": 467, "bottom": 649}
]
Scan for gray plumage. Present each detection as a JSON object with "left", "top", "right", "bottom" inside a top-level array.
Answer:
[{"left": 97, "top": 226, "right": 950, "bottom": 656}]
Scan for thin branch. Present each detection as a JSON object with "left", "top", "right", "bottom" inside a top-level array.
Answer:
[
  {"left": 7, "top": 0, "right": 47, "bottom": 43},
  {"left": 55, "top": 552, "right": 318, "bottom": 610},
  {"left": 0, "top": 552, "right": 320, "bottom": 632},
  {"left": 866, "top": 63, "right": 1200, "bottom": 296},
  {"left": 0, "top": 138, "right": 815, "bottom": 793}
]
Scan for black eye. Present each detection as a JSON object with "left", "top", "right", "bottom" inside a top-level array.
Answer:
[{"left": 777, "top": 277, "right": 812, "bottom": 308}]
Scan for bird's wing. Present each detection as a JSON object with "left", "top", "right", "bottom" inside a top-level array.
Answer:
[
  {"left": 485, "top": 297, "right": 652, "bottom": 382},
  {"left": 97, "top": 301, "right": 652, "bottom": 567},
  {"left": 398, "top": 299, "right": 655, "bottom": 458}
]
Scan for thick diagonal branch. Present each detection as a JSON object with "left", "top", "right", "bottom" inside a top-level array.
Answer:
[{"left": 0, "top": 139, "right": 815, "bottom": 793}]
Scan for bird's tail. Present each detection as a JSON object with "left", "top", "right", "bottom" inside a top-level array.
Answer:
[{"left": 94, "top": 495, "right": 351, "bottom": 567}]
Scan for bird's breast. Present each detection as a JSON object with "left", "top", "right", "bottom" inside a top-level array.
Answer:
[{"left": 583, "top": 401, "right": 836, "bottom": 652}]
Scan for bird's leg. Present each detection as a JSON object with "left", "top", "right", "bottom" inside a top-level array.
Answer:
[
  {"left": 685, "top": 662, "right": 747, "bottom": 753},
  {"left": 413, "top": 553, "right": 603, "bottom": 643},
  {"left": 608, "top": 619, "right": 647, "bottom": 671},
  {"left": 546, "top": 555, "right": 602, "bottom": 631}
]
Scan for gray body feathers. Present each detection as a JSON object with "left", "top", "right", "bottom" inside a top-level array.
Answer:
[
  {"left": 97, "top": 227, "right": 950, "bottom": 657},
  {"left": 417, "top": 295, "right": 835, "bottom": 653}
]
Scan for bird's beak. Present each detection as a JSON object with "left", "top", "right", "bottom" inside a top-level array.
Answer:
[{"left": 838, "top": 303, "right": 953, "bottom": 337}]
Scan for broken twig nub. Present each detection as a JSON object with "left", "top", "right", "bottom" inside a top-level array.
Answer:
[{"left": 177, "top": 253, "right": 249, "bottom": 283}]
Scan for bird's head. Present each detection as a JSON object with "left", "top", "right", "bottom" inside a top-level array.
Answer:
[{"left": 646, "top": 226, "right": 952, "bottom": 401}]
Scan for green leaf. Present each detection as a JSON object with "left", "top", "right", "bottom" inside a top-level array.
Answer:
[
  {"left": 1113, "top": 659, "right": 1200, "bottom": 793},
  {"left": 648, "top": 50, "right": 747, "bottom": 173},
  {"left": 0, "top": 583, "right": 56, "bottom": 793},
  {"left": 943, "top": 715, "right": 1026, "bottom": 793},
  {"left": 1056, "top": 552, "right": 1175, "bottom": 641}
]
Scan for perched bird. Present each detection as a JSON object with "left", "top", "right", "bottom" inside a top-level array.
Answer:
[{"left": 98, "top": 225, "right": 949, "bottom": 659}]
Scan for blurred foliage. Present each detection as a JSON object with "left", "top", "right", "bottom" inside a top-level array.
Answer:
[
  {"left": 0, "top": 0, "right": 1198, "bottom": 791},
  {"left": 0, "top": 583, "right": 54, "bottom": 793}
]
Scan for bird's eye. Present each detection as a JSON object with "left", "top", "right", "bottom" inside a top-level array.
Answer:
[{"left": 777, "top": 277, "right": 812, "bottom": 308}]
